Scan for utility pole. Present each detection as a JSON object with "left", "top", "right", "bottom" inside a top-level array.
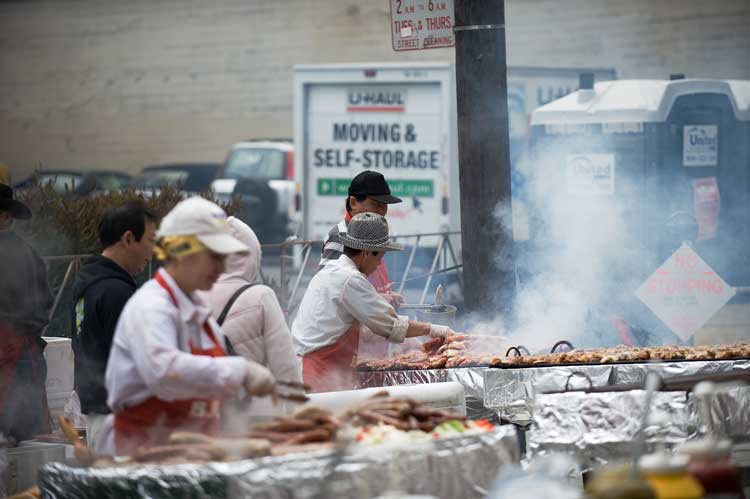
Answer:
[{"left": 454, "top": 0, "right": 514, "bottom": 315}]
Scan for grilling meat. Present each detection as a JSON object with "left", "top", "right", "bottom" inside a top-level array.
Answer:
[
  {"left": 357, "top": 339, "right": 750, "bottom": 371},
  {"left": 345, "top": 393, "right": 466, "bottom": 433},
  {"left": 246, "top": 406, "right": 341, "bottom": 447}
]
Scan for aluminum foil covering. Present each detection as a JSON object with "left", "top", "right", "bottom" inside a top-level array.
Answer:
[
  {"left": 40, "top": 426, "right": 519, "bottom": 499},
  {"left": 483, "top": 359, "right": 750, "bottom": 424},
  {"left": 527, "top": 390, "right": 696, "bottom": 470},
  {"left": 611, "top": 359, "right": 750, "bottom": 386},
  {"left": 358, "top": 368, "right": 494, "bottom": 420},
  {"left": 693, "top": 384, "right": 750, "bottom": 441},
  {"left": 483, "top": 365, "right": 614, "bottom": 425}
]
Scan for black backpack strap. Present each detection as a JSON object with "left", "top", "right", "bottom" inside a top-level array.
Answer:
[
  {"left": 217, "top": 284, "right": 255, "bottom": 326},
  {"left": 217, "top": 284, "right": 255, "bottom": 356}
]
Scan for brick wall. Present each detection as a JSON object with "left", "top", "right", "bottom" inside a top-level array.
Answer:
[{"left": 1, "top": 0, "right": 748, "bottom": 180}]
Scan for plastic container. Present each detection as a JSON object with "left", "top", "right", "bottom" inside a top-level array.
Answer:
[
  {"left": 640, "top": 452, "right": 704, "bottom": 499},
  {"left": 677, "top": 439, "right": 744, "bottom": 499},
  {"left": 47, "top": 391, "right": 74, "bottom": 430},
  {"left": 42, "top": 337, "right": 74, "bottom": 394},
  {"left": 586, "top": 464, "right": 656, "bottom": 499},
  {"left": 415, "top": 305, "right": 457, "bottom": 326}
]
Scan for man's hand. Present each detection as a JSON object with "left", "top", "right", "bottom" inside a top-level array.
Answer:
[
  {"left": 389, "top": 292, "right": 405, "bottom": 307},
  {"left": 244, "top": 361, "right": 275, "bottom": 396}
]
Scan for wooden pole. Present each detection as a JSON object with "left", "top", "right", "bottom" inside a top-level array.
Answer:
[{"left": 454, "top": 0, "right": 514, "bottom": 314}]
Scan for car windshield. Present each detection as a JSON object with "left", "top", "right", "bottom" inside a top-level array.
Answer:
[
  {"left": 223, "top": 148, "right": 285, "bottom": 180},
  {"left": 134, "top": 170, "right": 189, "bottom": 189},
  {"left": 39, "top": 173, "right": 83, "bottom": 193},
  {"left": 94, "top": 174, "right": 131, "bottom": 190}
]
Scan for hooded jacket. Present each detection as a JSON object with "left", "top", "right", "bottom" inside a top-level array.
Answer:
[
  {"left": 71, "top": 255, "right": 137, "bottom": 414},
  {"left": 199, "top": 218, "right": 300, "bottom": 385}
]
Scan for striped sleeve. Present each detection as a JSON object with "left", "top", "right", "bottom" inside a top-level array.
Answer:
[{"left": 319, "top": 222, "right": 345, "bottom": 268}]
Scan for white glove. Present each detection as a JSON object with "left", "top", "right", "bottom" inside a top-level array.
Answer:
[
  {"left": 429, "top": 324, "right": 452, "bottom": 338},
  {"left": 244, "top": 360, "right": 275, "bottom": 396}
]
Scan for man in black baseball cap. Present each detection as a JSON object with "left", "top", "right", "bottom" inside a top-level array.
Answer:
[
  {"left": 346, "top": 170, "right": 403, "bottom": 206},
  {"left": 318, "top": 171, "right": 405, "bottom": 358},
  {"left": 320, "top": 171, "right": 402, "bottom": 268}
]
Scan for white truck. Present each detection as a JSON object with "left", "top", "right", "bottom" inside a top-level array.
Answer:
[{"left": 293, "top": 63, "right": 617, "bottom": 242}]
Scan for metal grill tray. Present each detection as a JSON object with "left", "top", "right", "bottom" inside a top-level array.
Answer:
[{"left": 483, "top": 359, "right": 750, "bottom": 425}]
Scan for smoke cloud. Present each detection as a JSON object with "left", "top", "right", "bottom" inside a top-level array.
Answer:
[{"left": 479, "top": 133, "right": 671, "bottom": 350}]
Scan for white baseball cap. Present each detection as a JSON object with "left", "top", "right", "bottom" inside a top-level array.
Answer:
[{"left": 158, "top": 197, "right": 249, "bottom": 254}]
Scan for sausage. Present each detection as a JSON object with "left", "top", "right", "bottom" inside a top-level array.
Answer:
[
  {"left": 247, "top": 430, "right": 300, "bottom": 443},
  {"left": 253, "top": 418, "right": 318, "bottom": 433},
  {"left": 356, "top": 410, "right": 411, "bottom": 431},
  {"left": 284, "top": 428, "right": 333, "bottom": 445},
  {"left": 132, "top": 443, "right": 226, "bottom": 463}
]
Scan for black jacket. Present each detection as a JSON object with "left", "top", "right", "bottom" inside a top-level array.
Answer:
[
  {"left": 0, "top": 230, "right": 52, "bottom": 336},
  {"left": 71, "top": 255, "right": 136, "bottom": 414}
]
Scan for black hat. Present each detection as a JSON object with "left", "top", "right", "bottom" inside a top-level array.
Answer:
[
  {"left": 0, "top": 184, "right": 32, "bottom": 220},
  {"left": 348, "top": 171, "right": 402, "bottom": 204}
]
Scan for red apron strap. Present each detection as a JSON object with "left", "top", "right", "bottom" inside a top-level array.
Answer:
[
  {"left": 155, "top": 271, "right": 225, "bottom": 353},
  {"left": 155, "top": 271, "right": 179, "bottom": 306}
]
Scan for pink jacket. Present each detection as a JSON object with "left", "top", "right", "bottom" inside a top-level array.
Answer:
[{"left": 198, "top": 218, "right": 301, "bottom": 385}]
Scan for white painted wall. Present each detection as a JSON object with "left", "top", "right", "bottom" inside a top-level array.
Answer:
[{"left": 1, "top": 0, "right": 748, "bottom": 180}]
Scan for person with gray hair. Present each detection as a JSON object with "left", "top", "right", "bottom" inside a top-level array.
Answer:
[{"left": 292, "top": 213, "right": 453, "bottom": 393}]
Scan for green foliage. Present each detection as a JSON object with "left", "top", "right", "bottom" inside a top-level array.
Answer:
[
  {"left": 11, "top": 182, "right": 244, "bottom": 338},
  {"left": 14, "top": 182, "right": 243, "bottom": 256}
]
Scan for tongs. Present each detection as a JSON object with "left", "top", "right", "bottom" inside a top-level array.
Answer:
[{"left": 273, "top": 380, "right": 311, "bottom": 403}]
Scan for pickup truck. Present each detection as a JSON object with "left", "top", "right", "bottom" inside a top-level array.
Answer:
[{"left": 212, "top": 140, "right": 300, "bottom": 243}]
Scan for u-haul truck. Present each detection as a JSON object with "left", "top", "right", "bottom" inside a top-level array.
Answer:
[
  {"left": 294, "top": 63, "right": 457, "bottom": 241},
  {"left": 293, "top": 63, "right": 616, "bottom": 242}
]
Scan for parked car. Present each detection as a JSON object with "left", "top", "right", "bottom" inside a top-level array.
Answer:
[
  {"left": 132, "top": 163, "right": 220, "bottom": 194},
  {"left": 74, "top": 171, "right": 132, "bottom": 196},
  {"left": 212, "top": 140, "right": 299, "bottom": 243},
  {"left": 14, "top": 169, "right": 131, "bottom": 196},
  {"left": 14, "top": 169, "right": 83, "bottom": 194}
]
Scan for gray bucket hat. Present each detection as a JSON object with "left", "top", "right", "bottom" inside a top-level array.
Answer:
[{"left": 339, "top": 213, "right": 403, "bottom": 252}]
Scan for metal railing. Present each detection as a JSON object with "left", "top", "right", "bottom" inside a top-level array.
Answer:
[
  {"left": 271, "top": 231, "right": 465, "bottom": 318},
  {"left": 40, "top": 232, "right": 465, "bottom": 329},
  {"left": 390, "top": 231, "right": 463, "bottom": 305},
  {"left": 39, "top": 244, "right": 750, "bottom": 333}
]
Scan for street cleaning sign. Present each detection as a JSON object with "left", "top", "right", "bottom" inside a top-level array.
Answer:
[
  {"left": 390, "top": 0, "right": 455, "bottom": 51},
  {"left": 635, "top": 243, "right": 735, "bottom": 340}
]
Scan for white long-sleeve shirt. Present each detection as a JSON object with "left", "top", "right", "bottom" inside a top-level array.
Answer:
[
  {"left": 105, "top": 269, "right": 247, "bottom": 413},
  {"left": 292, "top": 255, "right": 409, "bottom": 355}
]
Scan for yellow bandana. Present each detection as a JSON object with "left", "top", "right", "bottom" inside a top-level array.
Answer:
[{"left": 153, "top": 235, "right": 206, "bottom": 261}]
